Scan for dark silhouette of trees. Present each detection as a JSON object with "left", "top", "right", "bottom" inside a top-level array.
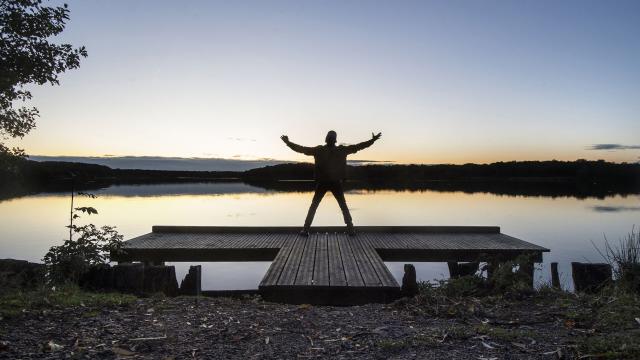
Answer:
[{"left": 0, "top": 0, "right": 86, "bottom": 161}]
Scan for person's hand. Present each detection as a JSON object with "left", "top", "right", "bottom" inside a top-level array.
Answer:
[
  {"left": 280, "top": 135, "right": 289, "bottom": 143},
  {"left": 372, "top": 132, "right": 382, "bottom": 141}
]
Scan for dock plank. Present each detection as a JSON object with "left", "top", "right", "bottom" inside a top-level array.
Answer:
[
  {"left": 337, "top": 233, "right": 364, "bottom": 287},
  {"left": 360, "top": 234, "right": 400, "bottom": 287},
  {"left": 295, "top": 234, "right": 317, "bottom": 285},
  {"left": 313, "top": 233, "right": 329, "bottom": 286},
  {"left": 328, "top": 233, "right": 347, "bottom": 286},
  {"left": 259, "top": 234, "right": 295, "bottom": 287},
  {"left": 346, "top": 236, "right": 381, "bottom": 286},
  {"left": 277, "top": 235, "right": 307, "bottom": 286}
]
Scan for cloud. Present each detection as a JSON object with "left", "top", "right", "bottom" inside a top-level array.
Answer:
[{"left": 587, "top": 144, "right": 640, "bottom": 151}]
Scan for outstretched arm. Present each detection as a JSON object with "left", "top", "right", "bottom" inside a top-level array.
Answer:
[
  {"left": 345, "top": 132, "right": 382, "bottom": 154},
  {"left": 280, "top": 135, "right": 316, "bottom": 156}
]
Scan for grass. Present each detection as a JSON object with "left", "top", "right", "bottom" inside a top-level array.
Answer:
[
  {"left": 0, "top": 284, "right": 136, "bottom": 318},
  {"left": 594, "top": 227, "right": 640, "bottom": 293},
  {"left": 404, "top": 272, "right": 640, "bottom": 358}
]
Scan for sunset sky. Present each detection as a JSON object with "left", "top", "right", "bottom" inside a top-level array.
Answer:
[{"left": 9, "top": 0, "right": 640, "bottom": 166}]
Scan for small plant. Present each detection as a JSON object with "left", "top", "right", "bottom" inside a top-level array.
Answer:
[
  {"left": 478, "top": 254, "right": 538, "bottom": 296},
  {"left": 43, "top": 224, "right": 123, "bottom": 284},
  {"left": 594, "top": 226, "right": 640, "bottom": 293},
  {"left": 43, "top": 180, "right": 123, "bottom": 284}
]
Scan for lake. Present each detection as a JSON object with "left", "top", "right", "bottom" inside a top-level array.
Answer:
[{"left": 1, "top": 182, "right": 638, "bottom": 290}]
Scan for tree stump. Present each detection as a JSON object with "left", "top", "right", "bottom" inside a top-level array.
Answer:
[
  {"left": 180, "top": 265, "right": 202, "bottom": 296},
  {"left": 79, "top": 264, "right": 114, "bottom": 290},
  {"left": 571, "top": 262, "right": 611, "bottom": 293},
  {"left": 143, "top": 266, "right": 179, "bottom": 296},
  {"left": 401, "top": 264, "right": 418, "bottom": 297},
  {"left": 80, "top": 263, "right": 179, "bottom": 296},
  {"left": 113, "top": 263, "right": 145, "bottom": 294}
]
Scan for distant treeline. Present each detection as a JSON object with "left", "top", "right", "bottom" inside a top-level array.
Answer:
[
  {"left": 1, "top": 158, "right": 639, "bottom": 199},
  {"left": 243, "top": 160, "right": 640, "bottom": 184}
]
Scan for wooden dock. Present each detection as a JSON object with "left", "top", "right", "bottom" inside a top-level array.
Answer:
[{"left": 115, "top": 226, "right": 549, "bottom": 305}]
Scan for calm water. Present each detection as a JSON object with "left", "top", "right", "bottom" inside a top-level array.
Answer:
[{"left": 1, "top": 183, "right": 638, "bottom": 290}]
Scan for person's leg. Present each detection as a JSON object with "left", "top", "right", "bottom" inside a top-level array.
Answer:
[
  {"left": 303, "top": 183, "right": 328, "bottom": 231},
  {"left": 330, "top": 182, "right": 353, "bottom": 230}
]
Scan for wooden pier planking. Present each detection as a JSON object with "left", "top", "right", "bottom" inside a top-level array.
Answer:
[
  {"left": 116, "top": 225, "right": 549, "bottom": 305},
  {"left": 328, "top": 233, "right": 347, "bottom": 286},
  {"left": 294, "top": 233, "right": 317, "bottom": 286}
]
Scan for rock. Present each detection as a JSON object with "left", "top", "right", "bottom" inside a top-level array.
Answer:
[
  {"left": 80, "top": 264, "right": 179, "bottom": 296},
  {"left": 0, "top": 259, "right": 45, "bottom": 292}
]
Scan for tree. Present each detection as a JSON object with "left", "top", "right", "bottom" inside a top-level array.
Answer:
[{"left": 0, "top": 0, "right": 87, "bottom": 160}]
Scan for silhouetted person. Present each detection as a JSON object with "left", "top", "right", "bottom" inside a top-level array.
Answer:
[{"left": 281, "top": 130, "right": 382, "bottom": 236}]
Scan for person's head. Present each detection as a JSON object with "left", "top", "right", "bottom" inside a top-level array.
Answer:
[{"left": 325, "top": 130, "right": 337, "bottom": 146}]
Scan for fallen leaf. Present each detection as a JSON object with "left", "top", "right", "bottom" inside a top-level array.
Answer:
[
  {"left": 112, "top": 346, "right": 135, "bottom": 356},
  {"left": 45, "top": 341, "right": 63, "bottom": 352},
  {"left": 512, "top": 342, "right": 527, "bottom": 350},
  {"left": 372, "top": 326, "right": 388, "bottom": 335},
  {"left": 543, "top": 348, "right": 561, "bottom": 356},
  {"left": 564, "top": 319, "right": 575, "bottom": 329},
  {"left": 265, "top": 337, "right": 270, "bottom": 345},
  {"left": 482, "top": 341, "right": 495, "bottom": 349}
]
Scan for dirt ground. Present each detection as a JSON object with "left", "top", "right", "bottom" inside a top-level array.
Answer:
[{"left": 4, "top": 289, "right": 632, "bottom": 360}]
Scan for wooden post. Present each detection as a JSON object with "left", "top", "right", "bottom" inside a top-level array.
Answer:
[
  {"left": 401, "top": 264, "right": 418, "bottom": 296},
  {"left": 550, "top": 262, "right": 560, "bottom": 289}
]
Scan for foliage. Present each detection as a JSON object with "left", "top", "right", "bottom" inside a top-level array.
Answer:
[
  {"left": 439, "top": 275, "right": 489, "bottom": 298},
  {"left": 43, "top": 224, "right": 123, "bottom": 284},
  {"left": 0, "top": 283, "right": 135, "bottom": 318},
  {"left": 0, "top": 142, "right": 26, "bottom": 178},
  {"left": 594, "top": 227, "right": 640, "bottom": 293},
  {"left": 43, "top": 189, "right": 123, "bottom": 284},
  {"left": 484, "top": 255, "right": 537, "bottom": 295},
  {"left": 0, "top": 0, "right": 86, "bottom": 159}
]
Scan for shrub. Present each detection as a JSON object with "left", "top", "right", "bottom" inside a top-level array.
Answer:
[{"left": 43, "top": 224, "right": 123, "bottom": 284}]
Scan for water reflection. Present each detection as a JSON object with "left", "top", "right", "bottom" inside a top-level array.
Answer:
[{"left": 0, "top": 182, "right": 638, "bottom": 290}]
